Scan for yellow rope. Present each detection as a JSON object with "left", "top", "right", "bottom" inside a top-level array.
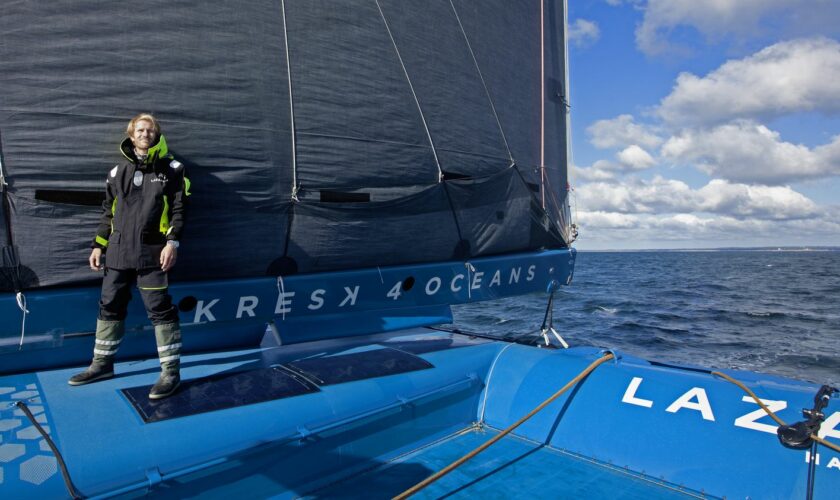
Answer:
[
  {"left": 712, "top": 371, "right": 840, "bottom": 454},
  {"left": 393, "top": 352, "right": 615, "bottom": 500}
]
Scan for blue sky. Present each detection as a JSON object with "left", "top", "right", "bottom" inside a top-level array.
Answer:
[{"left": 565, "top": 0, "right": 840, "bottom": 250}]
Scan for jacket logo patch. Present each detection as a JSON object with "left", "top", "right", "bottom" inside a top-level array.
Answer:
[
  {"left": 151, "top": 175, "right": 167, "bottom": 183},
  {"left": 133, "top": 170, "right": 143, "bottom": 187}
]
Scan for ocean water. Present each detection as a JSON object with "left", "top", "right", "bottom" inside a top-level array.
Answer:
[{"left": 451, "top": 250, "right": 840, "bottom": 387}]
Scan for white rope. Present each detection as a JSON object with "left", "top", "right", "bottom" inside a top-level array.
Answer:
[
  {"left": 276, "top": 275, "right": 288, "bottom": 321},
  {"left": 479, "top": 343, "right": 514, "bottom": 422},
  {"left": 448, "top": 0, "right": 513, "bottom": 164},
  {"left": 0, "top": 156, "right": 7, "bottom": 186},
  {"left": 374, "top": 0, "right": 443, "bottom": 181},
  {"left": 280, "top": 0, "right": 298, "bottom": 200},
  {"left": 464, "top": 261, "right": 475, "bottom": 300},
  {"left": 16, "top": 292, "right": 29, "bottom": 350}
]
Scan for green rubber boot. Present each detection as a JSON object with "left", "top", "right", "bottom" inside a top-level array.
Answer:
[
  {"left": 150, "top": 322, "right": 181, "bottom": 399},
  {"left": 68, "top": 319, "right": 125, "bottom": 386}
]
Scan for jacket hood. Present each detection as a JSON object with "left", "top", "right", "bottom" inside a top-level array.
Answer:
[{"left": 120, "top": 135, "right": 168, "bottom": 163}]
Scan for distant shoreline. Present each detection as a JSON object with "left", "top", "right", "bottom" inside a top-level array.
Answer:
[{"left": 575, "top": 246, "right": 840, "bottom": 253}]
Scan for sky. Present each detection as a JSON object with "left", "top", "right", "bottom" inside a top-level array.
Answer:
[{"left": 565, "top": 0, "right": 840, "bottom": 250}]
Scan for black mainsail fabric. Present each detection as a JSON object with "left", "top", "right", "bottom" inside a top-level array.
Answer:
[{"left": 0, "top": 0, "right": 569, "bottom": 291}]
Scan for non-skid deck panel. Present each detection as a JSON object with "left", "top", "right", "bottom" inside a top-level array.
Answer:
[
  {"left": 310, "top": 428, "right": 708, "bottom": 499},
  {"left": 124, "top": 347, "right": 434, "bottom": 423},
  {"left": 284, "top": 347, "right": 433, "bottom": 385},
  {"left": 122, "top": 367, "right": 319, "bottom": 423}
]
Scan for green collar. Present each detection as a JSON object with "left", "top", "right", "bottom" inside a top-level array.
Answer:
[{"left": 120, "top": 135, "right": 168, "bottom": 163}]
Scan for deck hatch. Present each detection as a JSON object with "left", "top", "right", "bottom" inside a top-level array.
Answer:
[
  {"left": 123, "top": 367, "right": 320, "bottom": 423},
  {"left": 283, "top": 347, "right": 433, "bottom": 386}
]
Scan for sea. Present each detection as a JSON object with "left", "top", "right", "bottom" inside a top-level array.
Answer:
[{"left": 451, "top": 250, "right": 840, "bottom": 388}]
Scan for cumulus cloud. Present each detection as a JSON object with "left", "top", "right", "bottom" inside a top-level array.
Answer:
[
  {"left": 661, "top": 120, "right": 840, "bottom": 184},
  {"left": 634, "top": 0, "right": 840, "bottom": 56},
  {"left": 575, "top": 209, "right": 840, "bottom": 249},
  {"left": 568, "top": 19, "right": 600, "bottom": 47},
  {"left": 616, "top": 145, "right": 656, "bottom": 170},
  {"left": 574, "top": 161, "right": 616, "bottom": 182},
  {"left": 574, "top": 146, "right": 658, "bottom": 180},
  {"left": 657, "top": 38, "right": 840, "bottom": 126},
  {"left": 696, "top": 180, "right": 819, "bottom": 219},
  {"left": 587, "top": 114, "right": 664, "bottom": 150},
  {"left": 577, "top": 176, "right": 819, "bottom": 220}
]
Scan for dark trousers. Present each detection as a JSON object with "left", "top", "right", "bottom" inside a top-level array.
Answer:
[{"left": 99, "top": 267, "right": 178, "bottom": 325}]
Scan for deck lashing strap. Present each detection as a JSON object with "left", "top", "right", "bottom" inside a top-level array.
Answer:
[{"left": 16, "top": 401, "right": 84, "bottom": 499}]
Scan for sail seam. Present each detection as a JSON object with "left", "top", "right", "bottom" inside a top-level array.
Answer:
[
  {"left": 280, "top": 0, "right": 298, "bottom": 199},
  {"left": 374, "top": 0, "right": 443, "bottom": 181},
  {"left": 448, "top": 0, "right": 514, "bottom": 165}
]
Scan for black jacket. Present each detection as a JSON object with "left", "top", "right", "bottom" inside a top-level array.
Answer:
[{"left": 92, "top": 136, "right": 190, "bottom": 270}]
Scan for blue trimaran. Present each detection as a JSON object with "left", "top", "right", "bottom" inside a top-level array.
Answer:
[{"left": 1, "top": 1, "right": 838, "bottom": 498}]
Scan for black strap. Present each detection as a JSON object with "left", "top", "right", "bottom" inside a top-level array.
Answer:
[{"left": 15, "top": 401, "right": 84, "bottom": 499}]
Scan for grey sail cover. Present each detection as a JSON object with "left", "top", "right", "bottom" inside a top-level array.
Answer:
[{"left": 0, "top": 0, "right": 569, "bottom": 291}]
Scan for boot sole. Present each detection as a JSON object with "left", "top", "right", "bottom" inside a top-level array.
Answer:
[
  {"left": 148, "top": 379, "right": 181, "bottom": 400},
  {"left": 68, "top": 371, "right": 114, "bottom": 386}
]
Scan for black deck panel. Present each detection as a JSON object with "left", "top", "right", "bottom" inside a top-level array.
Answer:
[
  {"left": 123, "top": 367, "right": 319, "bottom": 423},
  {"left": 283, "top": 347, "right": 433, "bottom": 386}
]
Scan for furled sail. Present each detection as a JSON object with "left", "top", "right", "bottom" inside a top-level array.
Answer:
[{"left": 0, "top": 0, "right": 570, "bottom": 292}]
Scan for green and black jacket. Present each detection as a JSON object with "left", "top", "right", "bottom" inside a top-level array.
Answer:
[{"left": 92, "top": 135, "right": 191, "bottom": 270}]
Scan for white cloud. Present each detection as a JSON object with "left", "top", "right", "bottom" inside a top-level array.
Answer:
[
  {"left": 574, "top": 161, "right": 616, "bottom": 182},
  {"left": 634, "top": 0, "right": 840, "bottom": 56},
  {"left": 577, "top": 176, "right": 819, "bottom": 220},
  {"left": 575, "top": 209, "right": 840, "bottom": 249},
  {"left": 696, "top": 180, "right": 819, "bottom": 220},
  {"left": 661, "top": 120, "right": 840, "bottom": 184},
  {"left": 616, "top": 145, "right": 656, "bottom": 170},
  {"left": 577, "top": 177, "right": 695, "bottom": 214},
  {"left": 657, "top": 38, "right": 840, "bottom": 126},
  {"left": 568, "top": 19, "right": 600, "bottom": 47},
  {"left": 587, "top": 114, "right": 664, "bottom": 150}
]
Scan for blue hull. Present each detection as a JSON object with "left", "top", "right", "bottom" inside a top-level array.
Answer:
[
  {"left": 1, "top": 250, "right": 576, "bottom": 374},
  {"left": 1, "top": 328, "right": 837, "bottom": 498}
]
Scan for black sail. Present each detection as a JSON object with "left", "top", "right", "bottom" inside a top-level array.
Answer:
[{"left": 0, "top": 0, "right": 569, "bottom": 291}]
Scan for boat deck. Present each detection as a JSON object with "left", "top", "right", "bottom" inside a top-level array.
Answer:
[
  {"left": 142, "top": 426, "right": 705, "bottom": 499},
  {"left": 2, "top": 328, "right": 835, "bottom": 499}
]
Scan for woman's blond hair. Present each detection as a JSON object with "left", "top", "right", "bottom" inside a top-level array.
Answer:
[{"left": 125, "top": 113, "right": 161, "bottom": 137}]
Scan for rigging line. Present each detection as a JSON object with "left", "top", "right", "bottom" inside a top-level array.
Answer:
[
  {"left": 441, "top": 181, "right": 468, "bottom": 255},
  {"left": 16, "top": 291, "right": 29, "bottom": 349},
  {"left": 510, "top": 165, "right": 568, "bottom": 244},
  {"left": 394, "top": 352, "right": 616, "bottom": 500},
  {"left": 447, "top": 0, "right": 513, "bottom": 164},
  {"left": 541, "top": 169, "right": 571, "bottom": 227},
  {"left": 540, "top": 0, "right": 546, "bottom": 210},
  {"left": 711, "top": 371, "right": 840, "bottom": 454},
  {"left": 280, "top": 0, "right": 298, "bottom": 199},
  {"left": 374, "top": 0, "right": 442, "bottom": 181}
]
